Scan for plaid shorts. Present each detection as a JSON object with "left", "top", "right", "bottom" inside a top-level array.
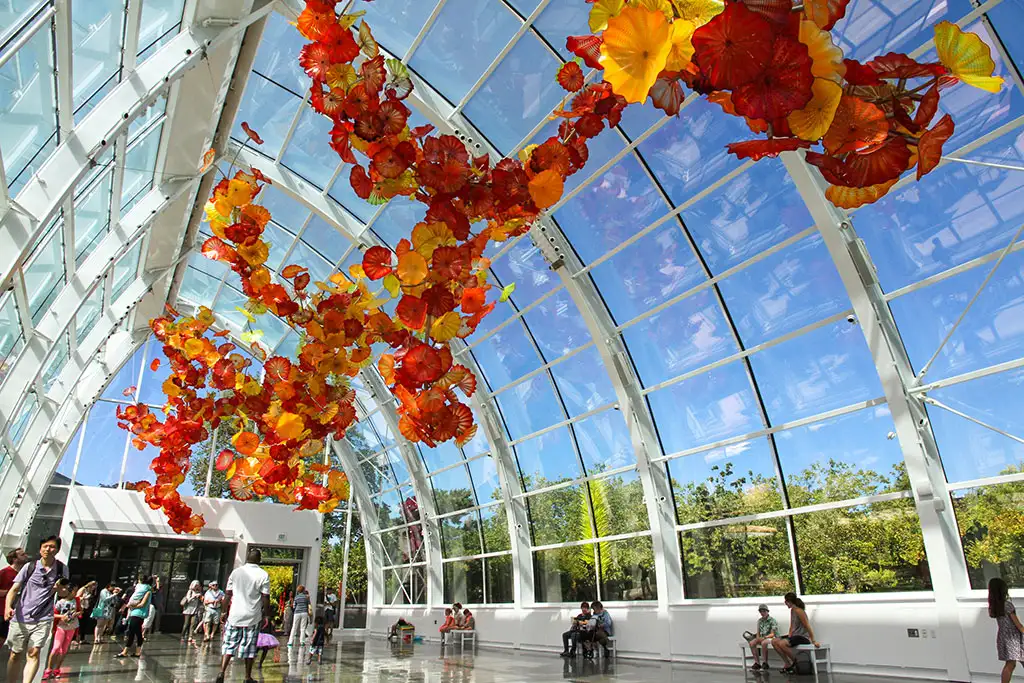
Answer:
[{"left": 222, "top": 624, "right": 259, "bottom": 659}]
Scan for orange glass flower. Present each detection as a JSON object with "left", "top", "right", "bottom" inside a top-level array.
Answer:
[{"left": 599, "top": 5, "right": 672, "bottom": 104}]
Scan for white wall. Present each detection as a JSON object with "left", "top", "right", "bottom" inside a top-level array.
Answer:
[
  {"left": 369, "top": 595, "right": 1011, "bottom": 682},
  {"left": 57, "top": 486, "right": 322, "bottom": 593}
]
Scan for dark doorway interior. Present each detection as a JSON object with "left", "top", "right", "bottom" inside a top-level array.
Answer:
[{"left": 68, "top": 533, "right": 236, "bottom": 634}]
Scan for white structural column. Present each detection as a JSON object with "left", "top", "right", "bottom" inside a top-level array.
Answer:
[
  {"left": 782, "top": 153, "right": 971, "bottom": 682},
  {"left": 331, "top": 437, "right": 386, "bottom": 611},
  {"left": 358, "top": 368, "right": 444, "bottom": 606}
]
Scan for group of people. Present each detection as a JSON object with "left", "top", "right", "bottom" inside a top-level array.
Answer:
[
  {"left": 559, "top": 601, "right": 613, "bottom": 659},
  {"left": 438, "top": 603, "right": 475, "bottom": 641},
  {"left": 745, "top": 594, "right": 819, "bottom": 674}
]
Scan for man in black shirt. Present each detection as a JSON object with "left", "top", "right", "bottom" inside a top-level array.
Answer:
[{"left": 559, "top": 602, "right": 591, "bottom": 657}]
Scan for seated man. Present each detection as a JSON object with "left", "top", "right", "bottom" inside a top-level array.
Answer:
[
  {"left": 559, "top": 601, "right": 591, "bottom": 657},
  {"left": 586, "top": 601, "right": 613, "bottom": 658}
]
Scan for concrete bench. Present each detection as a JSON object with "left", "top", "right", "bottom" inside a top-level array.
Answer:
[{"left": 740, "top": 640, "right": 832, "bottom": 681}]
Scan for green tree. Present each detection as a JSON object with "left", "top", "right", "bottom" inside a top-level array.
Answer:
[{"left": 953, "top": 466, "right": 1024, "bottom": 587}]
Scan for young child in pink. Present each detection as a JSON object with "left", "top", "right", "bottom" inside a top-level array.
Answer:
[{"left": 45, "top": 580, "right": 78, "bottom": 679}]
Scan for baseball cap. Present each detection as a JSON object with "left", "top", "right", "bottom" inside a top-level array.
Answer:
[{"left": 758, "top": 604, "right": 769, "bottom": 612}]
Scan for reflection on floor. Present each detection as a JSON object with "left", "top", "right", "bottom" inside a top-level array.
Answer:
[{"left": 50, "top": 634, "right": 907, "bottom": 683}]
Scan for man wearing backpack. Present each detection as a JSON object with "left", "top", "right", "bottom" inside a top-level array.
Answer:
[{"left": 4, "top": 536, "right": 68, "bottom": 683}]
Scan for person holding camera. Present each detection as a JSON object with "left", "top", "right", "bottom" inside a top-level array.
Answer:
[{"left": 559, "top": 601, "right": 592, "bottom": 658}]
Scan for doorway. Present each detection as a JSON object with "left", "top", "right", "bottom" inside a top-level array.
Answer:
[{"left": 249, "top": 546, "right": 304, "bottom": 630}]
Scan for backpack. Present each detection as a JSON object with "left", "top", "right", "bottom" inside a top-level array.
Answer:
[{"left": 17, "top": 559, "right": 66, "bottom": 590}]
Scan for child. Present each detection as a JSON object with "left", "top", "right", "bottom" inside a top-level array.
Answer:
[
  {"left": 307, "top": 616, "right": 327, "bottom": 664},
  {"left": 439, "top": 608, "right": 456, "bottom": 644},
  {"left": 257, "top": 615, "right": 280, "bottom": 668},
  {"left": 989, "top": 577, "right": 1024, "bottom": 683},
  {"left": 45, "top": 580, "right": 77, "bottom": 679},
  {"left": 748, "top": 604, "right": 779, "bottom": 670}
]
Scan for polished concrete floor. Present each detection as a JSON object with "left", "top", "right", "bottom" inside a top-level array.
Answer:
[{"left": 46, "top": 634, "right": 914, "bottom": 683}]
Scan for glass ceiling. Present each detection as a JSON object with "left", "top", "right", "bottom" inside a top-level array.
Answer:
[{"left": 3, "top": 0, "right": 1024, "bottom": 604}]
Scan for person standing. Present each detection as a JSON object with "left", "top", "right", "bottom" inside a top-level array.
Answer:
[
  {"left": 44, "top": 581, "right": 77, "bottom": 679},
  {"left": 288, "top": 586, "right": 310, "bottom": 648},
  {"left": 203, "top": 581, "right": 225, "bottom": 642},
  {"left": 306, "top": 617, "right": 326, "bottom": 665},
  {"left": 990, "top": 577, "right": 1024, "bottom": 683},
  {"left": 0, "top": 549, "right": 29, "bottom": 646},
  {"left": 115, "top": 575, "right": 153, "bottom": 659},
  {"left": 215, "top": 548, "right": 270, "bottom": 683},
  {"left": 74, "top": 581, "right": 97, "bottom": 646},
  {"left": 90, "top": 584, "right": 117, "bottom": 643},
  {"left": 180, "top": 581, "right": 203, "bottom": 644},
  {"left": 5, "top": 536, "right": 68, "bottom": 683}
]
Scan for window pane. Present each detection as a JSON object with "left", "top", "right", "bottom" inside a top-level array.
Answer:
[
  {"left": 953, "top": 481, "right": 1024, "bottom": 588},
  {"left": 0, "top": 294, "right": 24, "bottom": 386},
  {"left": 248, "top": 11, "right": 306, "bottom": 95},
  {"left": 599, "top": 536, "right": 657, "bottom": 601},
  {"left": 527, "top": 484, "right": 591, "bottom": 546},
  {"left": 419, "top": 441, "right": 462, "bottom": 473},
  {"left": 74, "top": 171, "right": 113, "bottom": 265},
  {"left": 280, "top": 107, "right": 338, "bottom": 188},
  {"left": 648, "top": 362, "right": 761, "bottom": 455},
  {"left": 121, "top": 125, "right": 163, "bottom": 212},
  {"left": 76, "top": 286, "right": 104, "bottom": 345},
  {"left": 231, "top": 75, "right": 300, "bottom": 159},
  {"left": 0, "top": 24, "right": 56, "bottom": 196},
  {"left": 514, "top": 426, "right": 581, "bottom": 490},
  {"left": 440, "top": 512, "right": 482, "bottom": 558},
  {"left": 485, "top": 555, "right": 514, "bottom": 604},
  {"left": 24, "top": 224, "right": 65, "bottom": 325},
  {"left": 591, "top": 472, "right": 648, "bottom": 536},
  {"left": 549, "top": 347, "right": 617, "bottom": 418},
  {"left": 573, "top": 410, "right": 633, "bottom": 474},
  {"left": 534, "top": 547, "right": 596, "bottom": 604},
  {"left": 384, "top": 566, "right": 426, "bottom": 605},
  {"left": 41, "top": 333, "right": 69, "bottom": 394},
  {"left": 361, "top": 0, "right": 438, "bottom": 58},
  {"left": 443, "top": 559, "right": 483, "bottom": 604},
  {"left": 468, "top": 455, "right": 501, "bottom": 505},
  {"left": 470, "top": 320, "right": 541, "bottom": 390},
  {"left": 75, "top": 404, "right": 126, "bottom": 486},
  {"left": 776, "top": 405, "right": 908, "bottom": 507},
  {"left": 137, "top": 0, "right": 184, "bottom": 61},
  {"left": 494, "top": 374, "right": 564, "bottom": 441},
  {"left": 522, "top": 291, "right": 592, "bottom": 365},
  {"left": 480, "top": 504, "right": 510, "bottom": 553},
  {"left": 72, "top": 0, "right": 124, "bottom": 118},
  {"left": 431, "top": 465, "right": 475, "bottom": 515},
  {"left": 680, "top": 520, "right": 794, "bottom": 598},
  {"left": 793, "top": 500, "right": 931, "bottom": 594},
  {"left": 9, "top": 393, "right": 38, "bottom": 445},
  {"left": 112, "top": 242, "right": 142, "bottom": 301},
  {"left": 671, "top": 438, "right": 782, "bottom": 524}
]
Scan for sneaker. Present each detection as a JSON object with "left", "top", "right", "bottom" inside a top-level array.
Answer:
[
  {"left": 751, "top": 663, "right": 762, "bottom": 671},
  {"left": 762, "top": 663, "right": 770, "bottom": 671},
  {"left": 215, "top": 675, "right": 224, "bottom": 683}
]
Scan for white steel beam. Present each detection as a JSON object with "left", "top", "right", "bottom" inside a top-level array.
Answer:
[
  {"left": 782, "top": 152, "right": 971, "bottom": 681},
  {"left": 331, "top": 437, "right": 386, "bottom": 612}
]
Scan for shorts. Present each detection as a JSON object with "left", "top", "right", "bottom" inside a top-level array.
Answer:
[
  {"left": 222, "top": 624, "right": 259, "bottom": 659},
  {"left": 7, "top": 621, "right": 51, "bottom": 652},
  {"left": 204, "top": 609, "right": 221, "bottom": 625},
  {"left": 308, "top": 645, "right": 323, "bottom": 657},
  {"left": 781, "top": 635, "right": 811, "bottom": 647}
]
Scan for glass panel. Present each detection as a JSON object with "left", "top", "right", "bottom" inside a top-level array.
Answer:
[
  {"left": 231, "top": 75, "right": 300, "bottom": 159},
  {"left": 280, "top": 107, "right": 338, "bottom": 188},
  {"left": 793, "top": 500, "right": 931, "bottom": 594},
  {"left": 74, "top": 171, "right": 113, "bottom": 265},
  {"left": 462, "top": 34, "right": 563, "bottom": 154},
  {"left": 112, "top": 242, "right": 142, "bottom": 301},
  {"left": 408, "top": 0, "right": 520, "bottom": 104},
  {"left": 750, "top": 321, "right": 883, "bottom": 424},
  {"left": 514, "top": 426, "right": 581, "bottom": 490},
  {"left": 533, "top": 547, "right": 596, "bottom": 604},
  {"left": 718, "top": 234, "right": 848, "bottom": 348},
  {"left": 953, "top": 481, "right": 1024, "bottom": 588},
  {"left": 178, "top": 266, "right": 221, "bottom": 306},
  {"left": 440, "top": 512, "right": 482, "bottom": 558},
  {"left": 362, "top": 0, "right": 438, "bottom": 58},
  {"left": 591, "top": 471, "right": 649, "bottom": 536},
  {"left": 491, "top": 240, "right": 559, "bottom": 306},
  {"left": 57, "top": 420, "right": 84, "bottom": 479},
  {"left": 384, "top": 566, "right": 426, "bottom": 605},
  {"left": 527, "top": 484, "right": 592, "bottom": 546},
  {"left": 121, "top": 124, "right": 163, "bottom": 212},
  {"left": 0, "top": 1, "right": 38, "bottom": 29},
  {"left": 24, "top": 224, "right": 65, "bottom": 325},
  {"left": 890, "top": 248, "right": 1024, "bottom": 382},
  {"left": 832, "top": 0, "right": 970, "bottom": 62},
  {"left": 137, "top": 0, "right": 184, "bottom": 61},
  {"left": 468, "top": 455, "right": 501, "bottom": 505},
  {"left": 40, "top": 333, "right": 69, "bottom": 394},
  {"left": 431, "top": 465, "right": 475, "bottom": 515},
  {"left": 681, "top": 519, "right": 794, "bottom": 598},
  {"left": 0, "top": 294, "right": 24, "bottom": 386},
  {"left": 647, "top": 362, "right": 761, "bottom": 455},
  {"left": 573, "top": 410, "right": 633, "bottom": 474},
  {"left": 419, "top": 441, "right": 462, "bottom": 473},
  {"left": 480, "top": 504, "right": 510, "bottom": 553},
  {"left": 623, "top": 288, "right": 736, "bottom": 387},
  {"left": 485, "top": 555, "right": 514, "bottom": 603},
  {"left": 928, "top": 369, "right": 1024, "bottom": 483},
  {"left": 532, "top": 0, "right": 591, "bottom": 62},
  {"left": 102, "top": 344, "right": 144, "bottom": 399},
  {"left": 599, "top": 536, "right": 657, "bottom": 601},
  {"left": 494, "top": 373, "right": 564, "bottom": 440},
  {"left": 300, "top": 216, "right": 348, "bottom": 264},
  {"left": 74, "top": 403, "right": 126, "bottom": 486},
  {"left": 671, "top": 438, "right": 783, "bottom": 524},
  {"left": 522, "top": 289, "right": 590, "bottom": 363},
  {"left": 8, "top": 393, "right": 37, "bottom": 445},
  {"left": 249, "top": 11, "right": 307, "bottom": 95},
  {"left": 76, "top": 286, "right": 104, "bottom": 344},
  {"left": 71, "top": 0, "right": 124, "bottom": 118},
  {"left": 0, "top": 23, "right": 56, "bottom": 196},
  {"left": 776, "top": 405, "right": 908, "bottom": 507},
  {"left": 443, "top": 559, "right": 483, "bottom": 604},
  {"left": 548, "top": 348, "right": 616, "bottom": 419}
]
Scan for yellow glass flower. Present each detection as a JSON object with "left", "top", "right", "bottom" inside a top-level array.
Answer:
[
  {"left": 665, "top": 19, "right": 696, "bottom": 72},
  {"left": 599, "top": 5, "right": 673, "bottom": 104},
  {"left": 670, "top": 0, "right": 724, "bottom": 27},
  {"left": 934, "top": 21, "right": 1004, "bottom": 93},
  {"left": 238, "top": 239, "right": 269, "bottom": 266},
  {"left": 798, "top": 19, "right": 845, "bottom": 83},
  {"left": 788, "top": 78, "right": 843, "bottom": 141},
  {"left": 589, "top": 0, "right": 624, "bottom": 32},
  {"left": 226, "top": 178, "right": 252, "bottom": 207}
]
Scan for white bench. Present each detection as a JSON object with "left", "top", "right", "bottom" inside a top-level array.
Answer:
[
  {"left": 740, "top": 640, "right": 832, "bottom": 681},
  {"left": 596, "top": 635, "right": 617, "bottom": 660},
  {"left": 445, "top": 629, "right": 476, "bottom": 650}
]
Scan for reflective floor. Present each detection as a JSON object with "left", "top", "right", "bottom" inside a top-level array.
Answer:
[{"left": 49, "top": 635, "right": 912, "bottom": 683}]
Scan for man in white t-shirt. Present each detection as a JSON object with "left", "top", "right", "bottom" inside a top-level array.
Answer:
[{"left": 215, "top": 548, "right": 270, "bottom": 683}]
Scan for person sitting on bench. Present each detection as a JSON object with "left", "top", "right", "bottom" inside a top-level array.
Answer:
[
  {"left": 458, "top": 608, "right": 475, "bottom": 631},
  {"left": 583, "top": 601, "right": 613, "bottom": 659},
  {"left": 559, "top": 602, "right": 591, "bottom": 657},
  {"left": 771, "top": 593, "right": 820, "bottom": 674},
  {"left": 748, "top": 604, "right": 779, "bottom": 670},
  {"left": 439, "top": 608, "right": 456, "bottom": 639}
]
